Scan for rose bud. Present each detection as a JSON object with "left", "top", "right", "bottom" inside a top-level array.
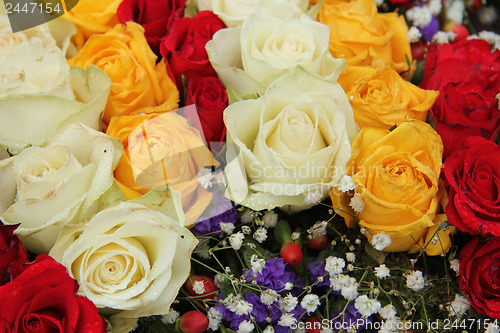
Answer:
[
  {"left": 186, "top": 275, "right": 218, "bottom": 300},
  {"left": 179, "top": 311, "right": 209, "bottom": 333}
]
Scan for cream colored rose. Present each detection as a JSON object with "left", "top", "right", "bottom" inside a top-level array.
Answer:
[
  {"left": 196, "top": 0, "right": 316, "bottom": 27},
  {"left": 206, "top": 0, "right": 344, "bottom": 98},
  {"left": 49, "top": 190, "right": 197, "bottom": 331},
  {"left": 0, "top": 38, "right": 111, "bottom": 154},
  {"left": 0, "top": 124, "right": 122, "bottom": 253},
  {"left": 0, "top": 12, "right": 76, "bottom": 58},
  {"left": 223, "top": 69, "right": 358, "bottom": 211}
]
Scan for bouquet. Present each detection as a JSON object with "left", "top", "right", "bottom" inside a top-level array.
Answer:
[{"left": 0, "top": 0, "right": 499, "bottom": 332}]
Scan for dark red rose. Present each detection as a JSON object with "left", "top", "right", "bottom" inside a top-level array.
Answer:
[
  {"left": 0, "top": 254, "right": 107, "bottom": 333},
  {"left": 186, "top": 75, "right": 228, "bottom": 144},
  {"left": 458, "top": 237, "right": 500, "bottom": 318},
  {"left": 420, "top": 39, "right": 500, "bottom": 157},
  {"left": 444, "top": 136, "right": 500, "bottom": 236},
  {"left": 117, "top": 0, "right": 187, "bottom": 54},
  {"left": 160, "top": 11, "right": 225, "bottom": 91},
  {"left": 0, "top": 223, "right": 29, "bottom": 286}
]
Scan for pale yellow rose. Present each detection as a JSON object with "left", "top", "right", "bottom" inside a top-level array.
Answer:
[
  {"left": 0, "top": 124, "right": 123, "bottom": 254},
  {"left": 69, "top": 22, "right": 179, "bottom": 127},
  {"left": 224, "top": 68, "right": 358, "bottom": 211},
  {"left": 319, "top": 0, "right": 412, "bottom": 73},
  {"left": 49, "top": 189, "right": 197, "bottom": 333},
  {"left": 0, "top": 12, "right": 77, "bottom": 58},
  {"left": 206, "top": 0, "right": 344, "bottom": 98},
  {"left": 338, "top": 65, "right": 439, "bottom": 129},
  {"left": 106, "top": 111, "right": 213, "bottom": 226},
  {"left": 0, "top": 38, "right": 111, "bottom": 154},
  {"left": 196, "top": 0, "right": 319, "bottom": 27},
  {"left": 331, "top": 120, "right": 455, "bottom": 255}
]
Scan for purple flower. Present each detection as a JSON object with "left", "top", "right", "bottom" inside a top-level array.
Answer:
[
  {"left": 245, "top": 258, "right": 303, "bottom": 291},
  {"left": 191, "top": 191, "right": 238, "bottom": 236},
  {"left": 245, "top": 293, "right": 281, "bottom": 323},
  {"left": 421, "top": 15, "right": 440, "bottom": 41},
  {"left": 213, "top": 302, "right": 250, "bottom": 331},
  {"left": 306, "top": 260, "right": 330, "bottom": 288}
]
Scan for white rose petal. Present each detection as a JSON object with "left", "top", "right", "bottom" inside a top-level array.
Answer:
[
  {"left": 0, "top": 38, "right": 111, "bottom": 154},
  {"left": 206, "top": 0, "right": 345, "bottom": 98},
  {"left": 223, "top": 68, "right": 358, "bottom": 211},
  {"left": 49, "top": 189, "right": 197, "bottom": 321},
  {"left": 0, "top": 124, "right": 122, "bottom": 253}
]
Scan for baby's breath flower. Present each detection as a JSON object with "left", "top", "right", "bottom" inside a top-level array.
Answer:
[
  {"left": 301, "top": 294, "right": 320, "bottom": 313},
  {"left": 371, "top": 232, "right": 391, "bottom": 251},
  {"left": 349, "top": 193, "right": 365, "bottom": 213},
  {"left": 241, "top": 226, "right": 252, "bottom": 235},
  {"left": 229, "top": 232, "right": 245, "bottom": 250},
  {"left": 405, "top": 270, "right": 425, "bottom": 291},
  {"left": 450, "top": 259, "right": 460, "bottom": 275},
  {"left": 355, "top": 295, "right": 381, "bottom": 317},
  {"left": 308, "top": 221, "right": 328, "bottom": 238},
  {"left": 379, "top": 304, "right": 397, "bottom": 320},
  {"left": 337, "top": 175, "right": 356, "bottom": 192},
  {"left": 346, "top": 252, "right": 356, "bottom": 263},
  {"left": 207, "top": 307, "right": 222, "bottom": 331},
  {"left": 278, "top": 313, "right": 297, "bottom": 327},
  {"left": 261, "top": 289, "right": 279, "bottom": 305},
  {"left": 240, "top": 210, "right": 255, "bottom": 224},
  {"left": 237, "top": 320, "right": 255, "bottom": 333},
  {"left": 280, "top": 294, "right": 298, "bottom": 312},
  {"left": 375, "top": 264, "right": 390, "bottom": 279},
  {"left": 262, "top": 210, "right": 278, "bottom": 228},
  {"left": 192, "top": 280, "right": 205, "bottom": 295},
  {"left": 304, "top": 189, "right": 323, "bottom": 205},
  {"left": 291, "top": 231, "right": 301, "bottom": 241},
  {"left": 406, "top": 26, "right": 422, "bottom": 43},
  {"left": 161, "top": 309, "right": 179, "bottom": 325},
  {"left": 253, "top": 227, "right": 268, "bottom": 243},
  {"left": 250, "top": 255, "right": 266, "bottom": 274},
  {"left": 447, "top": 294, "right": 470, "bottom": 317},
  {"left": 325, "top": 256, "right": 345, "bottom": 275},
  {"left": 220, "top": 222, "right": 235, "bottom": 235}
]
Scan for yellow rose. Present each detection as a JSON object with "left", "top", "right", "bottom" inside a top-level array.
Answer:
[
  {"left": 331, "top": 120, "right": 455, "bottom": 255},
  {"left": 62, "top": 0, "right": 122, "bottom": 49},
  {"left": 69, "top": 22, "right": 179, "bottom": 126},
  {"left": 339, "top": 65, "right": 439, "bottom": 129},
  {"left": 319, "top": 0, "right": 412, "bottom": 73},
  {"left": 106, "top": 111, "right": 213, "bottom": 226}
]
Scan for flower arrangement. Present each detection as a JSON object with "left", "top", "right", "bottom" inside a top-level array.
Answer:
[{"left": 0, "top": 0, "right": 499, "bottom": 332}]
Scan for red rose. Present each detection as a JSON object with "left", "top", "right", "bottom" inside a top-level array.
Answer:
[
  {"left": 186, "top": 75, "right": 228, "bottom": 144},
  {"left": 458, "top": 237, "right": 500, "bottom": 318},
  {"left": 0, "top": 254, "right": 107, "bottom": 333},
  {"left": 160, "top": 11, "right": 225, "bottom": 91},
  {"left": 444, "top": 136, "right": 500, "bottom": 236},
  {"left": 420, "top": 39, "right": 500, "bottom": 157},
  {"left": 0, "top": 224, "right": 29, "bottom": 285},
  {"left": 117, "top": 0, "right": 187, "bottom": 54}
]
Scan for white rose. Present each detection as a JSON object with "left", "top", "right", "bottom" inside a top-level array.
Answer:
[
  {"left": 49, "top": 189, "right": 197, "bottom": 331},
  {"left": 0, "top": 37, "right": 110, "bottom": 154},
  {"left": 206, "top": 0, "right": 344, "bottom": 98},
  {"left": 223, "top": 68, "right": 359, "bottom": 211},
  {"left": 196, "top": 0, "right": 317, "bottom": 27},
  {"left": 0, "top": 124, "right": 122, "bottom": 253},
  {"left": 0, "top": 12, "right": 76, "bottom": 59}
]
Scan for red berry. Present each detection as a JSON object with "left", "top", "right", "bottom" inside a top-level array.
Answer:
[
  {"left": 411, "top": 42, "right": 428, "bottom": 61},
  {"left": 307, "top": 235, "right": 329, "bottom": 251},
  {"left": 186, "top": 276, "right": 218, "bottom": 300},
  {"left": 444, "top": 23, "right": 469, "bottom": 42},
  {"left": 305, "top": 317, "right": 322, "bottom": 333},
  {"left": 179, "top": 311, "right": 209, "bottom": 333},
  {"left": 280, "top": 242, "right": 303, "bottom": 266}
]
